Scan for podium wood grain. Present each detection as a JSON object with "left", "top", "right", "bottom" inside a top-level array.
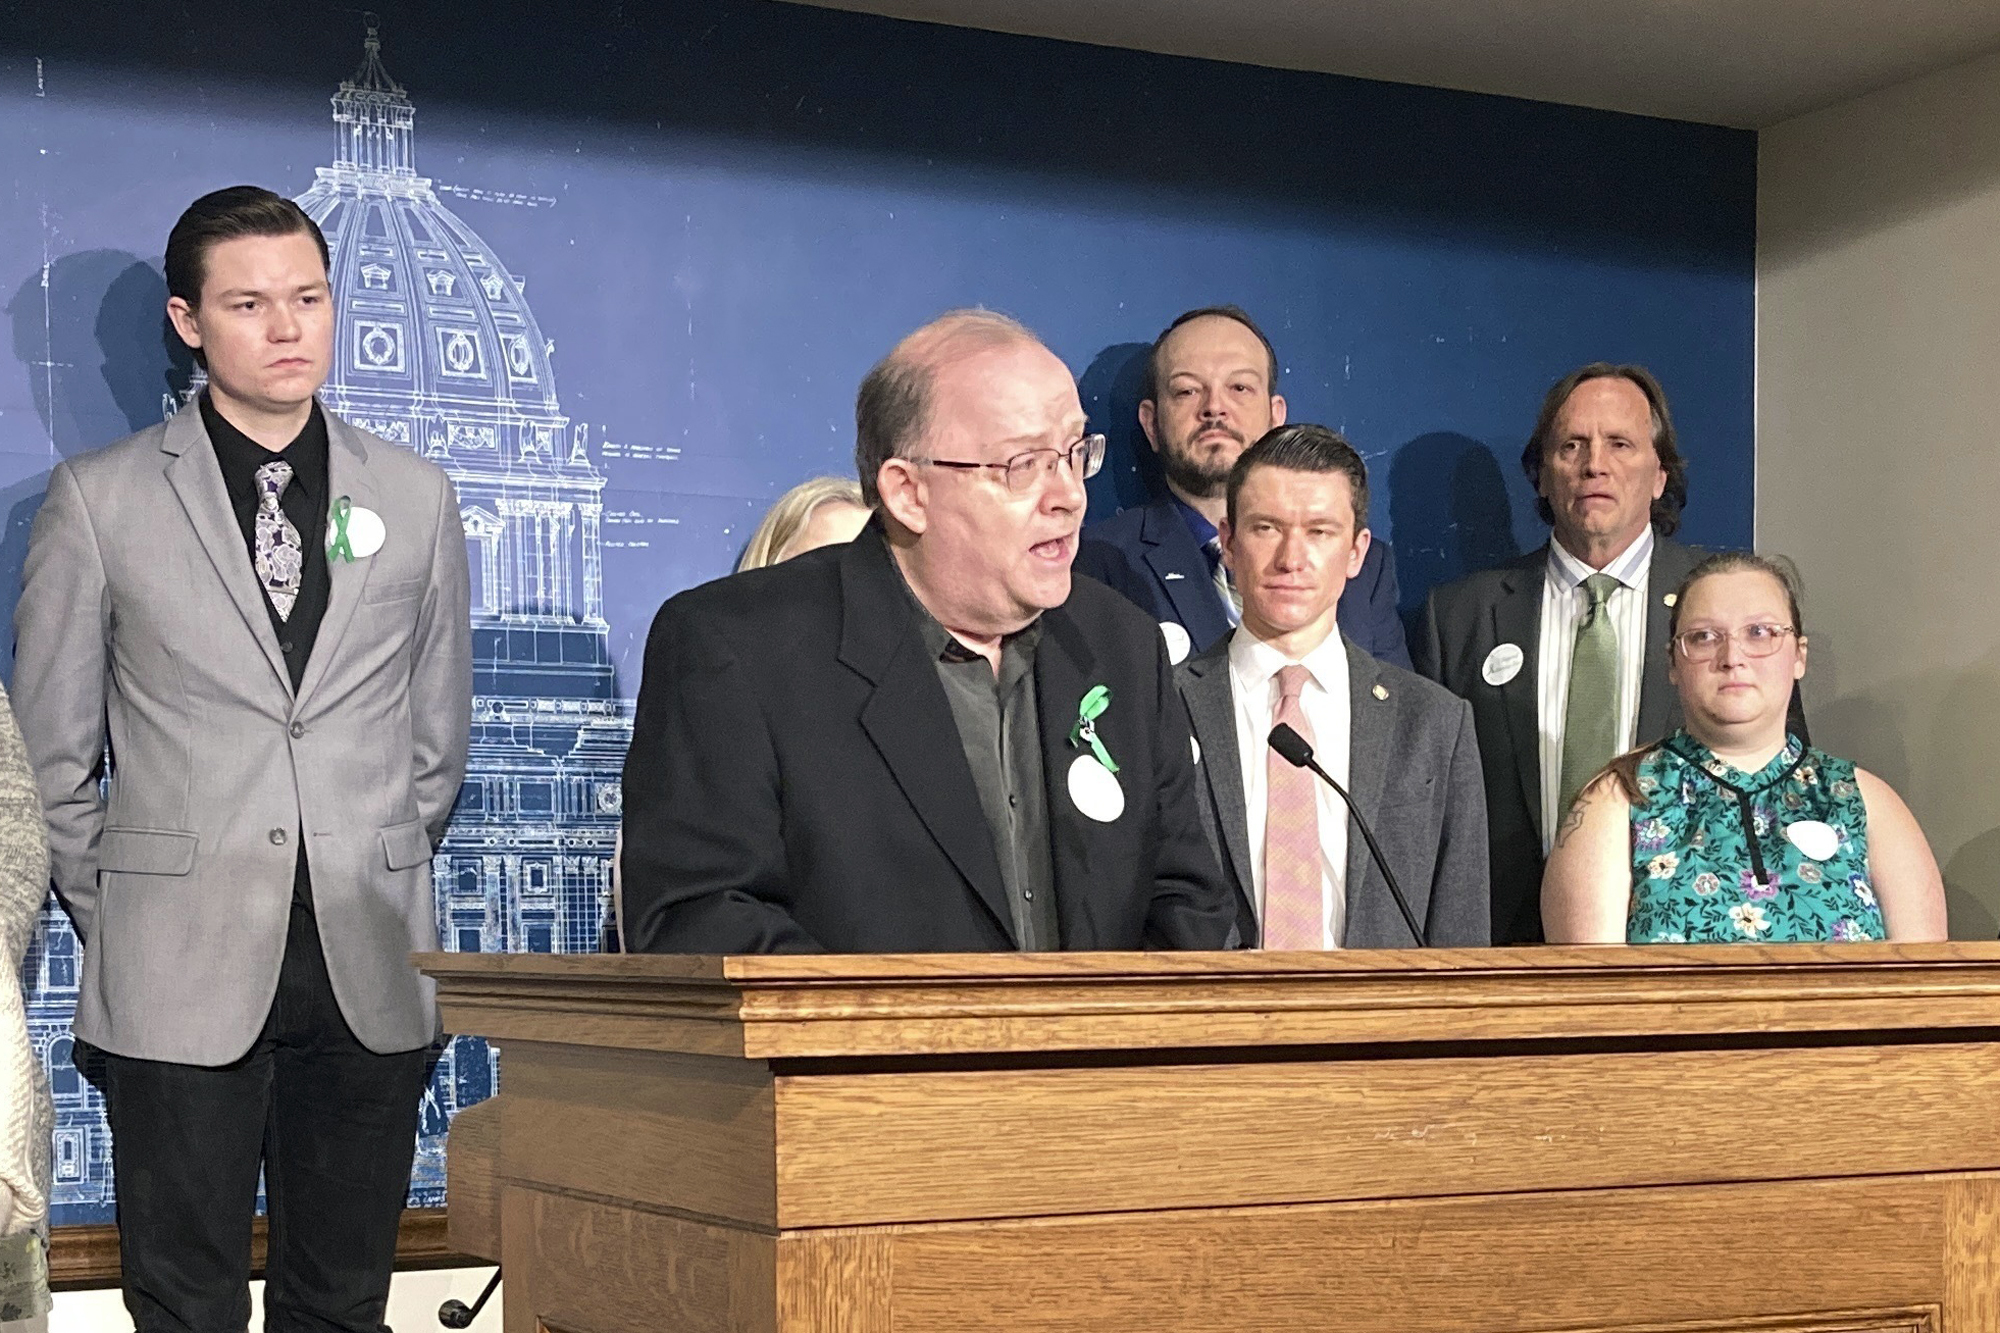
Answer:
[{"left": 421, "top": 945, "right": 2000, "bottom": 1332}]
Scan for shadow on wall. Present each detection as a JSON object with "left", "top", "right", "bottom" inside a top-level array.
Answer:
[
  {"left": 1386, "top": 432, "right": 1524, "bottom": 615},
  {"left": 2, "top": 252, "right": 192, "bottom": 669},
  {"left": 1078, "top": 342, "right": 1157, "bottom": 519},
  {"left": 1926, "top": 650, "right": 2000, "bottom": 940},
  {"left": 1807, "top": 639, "right": 2000, "bottom": 941}
]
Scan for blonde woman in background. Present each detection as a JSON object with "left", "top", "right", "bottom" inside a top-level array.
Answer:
[
  {"left": 614, "top": 477, "right": 872, "bottom": 947},
  {"left": 0, "top": 682, "right": 52, "bottom": 1330},
  {"left": 736, "top": 476, "right": 870, "bottom": 572}
]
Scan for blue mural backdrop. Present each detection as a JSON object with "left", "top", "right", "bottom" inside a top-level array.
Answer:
[{"left": 1, "top": 0, "right": 1755, "bottom": 1223}]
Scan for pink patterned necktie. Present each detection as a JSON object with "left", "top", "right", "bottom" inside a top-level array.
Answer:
[{"left": 1263, "top": 663, "right": 1322, "bottom": 949}]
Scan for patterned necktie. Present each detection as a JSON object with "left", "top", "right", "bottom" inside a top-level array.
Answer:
[
  {"left": 1262, "top": 664, "right": 1322, "bottom": 949},
  {"left": 1558, "top": 572, "right": 1621, "bottom": 822},
  {"left": 1203, "top": 534, "right": 1242, "bottom": 626},
  {"left": 254, "top": 459, "right": 304, "bottom": 623}
]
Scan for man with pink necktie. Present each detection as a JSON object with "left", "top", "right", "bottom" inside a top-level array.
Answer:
[{"left": 1175, "top": 425, "right": 1490, "bottom": 949}]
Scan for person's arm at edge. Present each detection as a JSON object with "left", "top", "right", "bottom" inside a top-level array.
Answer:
[
  {"left": 1429, "top": 697, "right": 1492, "bottom": 945},
  {"left": 1411, "top": 586, "right": 1445, "bottom": 685},
  {"left": 1360, "top": 539, "right": 1413, "bottom": 671},
  {"left": 12, "top": 462, "right": 109, "bottom": 942},
  {"left": 1540, "top": 776, "right": 1632, "bottom": 944},
  {"left": 1856, "top": 767, "right": 1947, "bottom": 942},
  {"left": 410, "top": 473, "right": 474, "bottom": 845}
]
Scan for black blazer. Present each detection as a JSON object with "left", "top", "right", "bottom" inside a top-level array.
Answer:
[
  {"left": 1413, "top": 535, "right": 1806, "bottom": 944},
  {"left": 619, "top": 522, "right": 1237, "bottom": 954}
]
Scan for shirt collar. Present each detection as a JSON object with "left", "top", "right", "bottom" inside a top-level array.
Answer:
[
  {"left": 1169, "top": 493, "right": 1221, "bottom": 549},
  {"left": 884, "top": 529, "right": 1043, "bottom": 664},
  {"left": 1227, "top": 622, "right": 1350, "bottom": 700},
  {"left": 1546, "top": 524, "right": 1655, "bottom": 594},
  {"left": 201, "top": 392, "right": 329, "bottom": 493}
]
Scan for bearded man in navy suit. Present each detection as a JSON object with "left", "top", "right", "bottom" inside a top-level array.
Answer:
[{"left": 1076, "top": 306, "right": 1410, "bottom": 669}]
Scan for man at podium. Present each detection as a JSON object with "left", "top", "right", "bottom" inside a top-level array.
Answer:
[{"left": 618, "top": 310, "right": 1237, "bottom": 954}]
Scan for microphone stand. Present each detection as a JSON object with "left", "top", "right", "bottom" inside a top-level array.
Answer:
[{"left": 1268, "top": 723, "right": 1427, "bottom": 947}]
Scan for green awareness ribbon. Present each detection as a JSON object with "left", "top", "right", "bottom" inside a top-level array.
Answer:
[
  {"left": 1067, "top": 684, "right": 1119, "bottom": 774},
  {"left": 327, "top": 495, "right": 356, "bottom": 563}
]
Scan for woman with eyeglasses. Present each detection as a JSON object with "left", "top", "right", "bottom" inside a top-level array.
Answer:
[{"left": 1543, "top": 551, "right": 1946, "bottom": 944}]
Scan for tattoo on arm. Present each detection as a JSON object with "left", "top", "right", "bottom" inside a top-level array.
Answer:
[{"left": 1553, "top": 797, "right": 1589, "bottom": 851}]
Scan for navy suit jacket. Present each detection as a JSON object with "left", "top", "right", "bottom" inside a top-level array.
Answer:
[{"left": 1075, "top": 496, "right": 1412, "bottom": 669}]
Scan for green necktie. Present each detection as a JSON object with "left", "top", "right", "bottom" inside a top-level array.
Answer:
[{"left": 1558, "top": 573, "right": 1621, "bottom": 824}]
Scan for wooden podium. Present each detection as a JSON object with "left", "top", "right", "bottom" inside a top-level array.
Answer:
[{"left": 419, "top": 944, "right": 2000, "bottom": 1333}]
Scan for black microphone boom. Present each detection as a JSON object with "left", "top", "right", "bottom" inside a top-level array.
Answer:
[{"left": 1266, "top": 722, "right": 1427, "bottom": 947}]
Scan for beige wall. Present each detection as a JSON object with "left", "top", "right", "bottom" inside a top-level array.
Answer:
[{"left": 1759, "top": 46, "right": 2000, "bottom": 937}]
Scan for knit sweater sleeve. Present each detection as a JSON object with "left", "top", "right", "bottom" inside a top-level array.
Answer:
[{"left": 0, "top": 679, "right": 54, "bottom": 1251}]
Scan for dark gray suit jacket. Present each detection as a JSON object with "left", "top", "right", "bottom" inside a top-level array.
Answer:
[{"left": 1175, "top": 633, "right": 1491, "bottom": 949}]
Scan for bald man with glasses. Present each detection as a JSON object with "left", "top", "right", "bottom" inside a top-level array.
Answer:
[{"left": 619, "top": 310, "right": 1236, "bottom": 954}]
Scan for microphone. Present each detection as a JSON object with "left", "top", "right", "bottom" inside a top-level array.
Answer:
[{"left": 1267, "top": 722, "right": 1427, "bottom": 947}]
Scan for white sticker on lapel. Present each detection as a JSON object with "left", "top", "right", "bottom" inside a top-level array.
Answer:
[
  {"left": 1160, "top": 621, "right": 1192, "bottom": 665},
  {"left": 1190, "top": 736, "right": 1201, "bottom": 765},
  {"left": 1482, "top": 643, "right": 1524, "bottom": 687},
  {"left": 1067, "top": 754, "right": 1125, "bottom": 823},
  {"left": 331, "top": 506, "right": 387, "bottom": 559},
  {"left": 1786, "top": 819, "right": 1839, "bottom": 862}
]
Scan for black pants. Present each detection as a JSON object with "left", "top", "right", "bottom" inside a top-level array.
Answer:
[{"left": 100, "top": 903, "right": 431, "bottom": 1333}]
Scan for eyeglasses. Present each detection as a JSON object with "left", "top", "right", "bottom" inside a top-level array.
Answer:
[
  {"left": 1673, "top": 624, "right": 1800, "bottom": 661},
  {"left": 915, "top": 434, "right": 1105, "bottom": 494}
]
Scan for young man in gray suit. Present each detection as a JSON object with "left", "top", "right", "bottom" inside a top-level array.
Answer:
[
  {"left": 1176, "top": 426, "right": 1489, "bottom": 950},
  {"left": 14, "top": 186, "right": 471, "bottom": 1332}
]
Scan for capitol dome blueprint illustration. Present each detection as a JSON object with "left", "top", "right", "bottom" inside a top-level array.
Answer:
[{"left": 22, "top": 25, "right": 632, "bottom": 1221}]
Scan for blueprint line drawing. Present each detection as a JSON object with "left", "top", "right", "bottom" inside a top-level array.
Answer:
[{"left": 22, "top": 21, "right": 633, "bottom": 1221}]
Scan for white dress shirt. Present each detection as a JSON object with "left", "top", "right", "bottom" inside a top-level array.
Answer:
[
  {"left": 1228, "top": 626, "right": 1352, "bottom": 949},
  {"left": 1535, "top": 526, "right": 1653, "bottom": 851}
]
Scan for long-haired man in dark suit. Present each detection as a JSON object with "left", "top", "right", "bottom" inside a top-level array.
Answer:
[{"left": 1415, "top": 364, "right": 1801, "bottom": 943}]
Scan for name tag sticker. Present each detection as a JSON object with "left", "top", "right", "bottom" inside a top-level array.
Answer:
[
  {"left": 1482, "top": 642, "right": 1524, "bottom": 687},
  {"left": 1067, "top": 754, "right": 1126, "bottom": 823},
  {"left": 328, "top": 504, "right": 387, "bottom": 559},
  {"left": 1786, "top": 819, "right": 1839, "bottom": 862}
]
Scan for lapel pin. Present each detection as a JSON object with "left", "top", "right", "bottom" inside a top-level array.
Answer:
[
  {"left": 327, "top": 496, "right": 386, "bottom": 561},
  {"left": 1067, "top": 685, "right": 1126, "bottom": 822},
  {"left": 1482, "top": 642, "right": 1524, "bottom": 686},
  {"left": 1663, "top": 592, "right": 1677, "bottom": 607},
  {"left": 1372, "top": 683, "right": 1389, "bottom": 700}
]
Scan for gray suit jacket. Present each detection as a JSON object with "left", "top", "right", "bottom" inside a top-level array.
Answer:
[
  {"left": 13, "top": 404, "right": 471, "bottom": 1063},
  {"left": 1175, "top": 633, "right": 1490, "bottom": 948}
]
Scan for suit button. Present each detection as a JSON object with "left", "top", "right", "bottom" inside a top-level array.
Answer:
[
  {"left": 289, "top": 722, "right": 306, "bottom": 739},
  {"left": 270, "top": 828, "right": 288, "bottom": 846}
]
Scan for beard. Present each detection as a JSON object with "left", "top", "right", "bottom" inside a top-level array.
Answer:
[{"left": 1160, "top": 426, "right": 1244, "bottom": 499}]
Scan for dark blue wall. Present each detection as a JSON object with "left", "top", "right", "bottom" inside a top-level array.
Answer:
[
  {"left": 1, "top": 0, "right": 1754, "bottom": 1224},
  {"left": 4, "top": 0, "right": 1755, "bottom": 658}
]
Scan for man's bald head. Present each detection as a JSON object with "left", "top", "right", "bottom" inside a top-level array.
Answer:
[{"left": 854, "top": 309, "right": 1039, "bottom": 505}]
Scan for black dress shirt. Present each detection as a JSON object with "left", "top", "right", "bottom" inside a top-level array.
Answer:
[
  {"left": 201, "top": 393, "right": 333, "bottom": 688},
  {"left": 202, "top": 393, "right": 332, "bottom": 908},
  {"left": 895, "top": 568, "right": 1060, "bottom": 950}
]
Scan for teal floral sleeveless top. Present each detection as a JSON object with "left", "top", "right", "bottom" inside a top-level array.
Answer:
[{"left": 1627, "top": 730, "right": 1884, "bottom": 944}]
